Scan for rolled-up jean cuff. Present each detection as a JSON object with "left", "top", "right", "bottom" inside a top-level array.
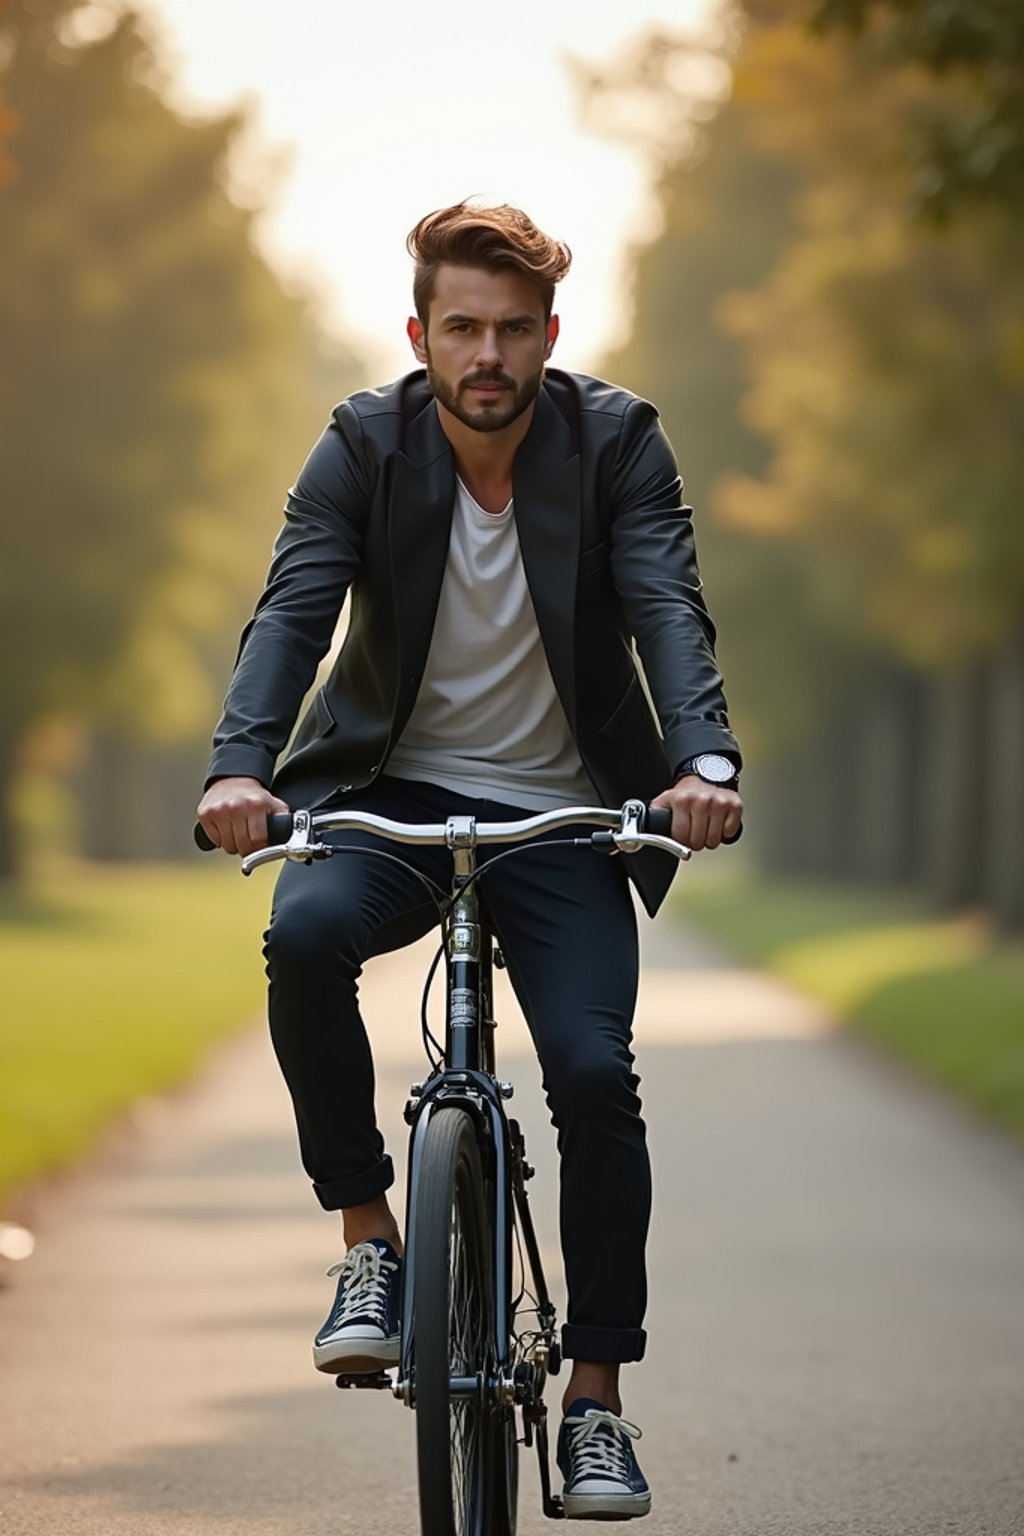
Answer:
[
  {"left": 561, "top": 1324, "right": 647, "bottom": 1364},
  {"left": 313, "top": 1155, "right": 395, "bottom": 1212}
]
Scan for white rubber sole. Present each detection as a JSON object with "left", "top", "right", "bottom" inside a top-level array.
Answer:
[
  {"left": 562, "top": 1489, "right": 652, "bottom": 1520},
  {"left": 313, "top": 1335, "right": 400, "bottom": 1375}
]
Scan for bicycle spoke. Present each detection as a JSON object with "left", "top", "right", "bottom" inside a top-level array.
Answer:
[
  {"left": 413, "top": 1107, "right": 503, "bottom": 1536},
  {"left": 450, "top": 1175, "right": 484, "bottom": 1529}
]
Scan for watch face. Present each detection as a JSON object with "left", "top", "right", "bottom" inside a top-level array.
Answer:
[{"left": 695, "top": 753, "right": 736, "bottom": 784}]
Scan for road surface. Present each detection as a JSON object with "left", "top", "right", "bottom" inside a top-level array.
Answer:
[{"left": 2, "top": 916, "right": 1023, "bottom": 1534}]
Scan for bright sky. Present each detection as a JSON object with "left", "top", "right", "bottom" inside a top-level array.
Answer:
[{"left": 125, "top": 0, "right": 712, "bottom": 380}]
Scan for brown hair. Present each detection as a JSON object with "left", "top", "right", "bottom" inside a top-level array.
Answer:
[{"left": 407, "top": 202, "right": 572, "bottom": 325}]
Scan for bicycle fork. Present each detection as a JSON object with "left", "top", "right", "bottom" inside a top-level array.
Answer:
[{"left": 393, "top": 819, "right": 565, "bottom": 1516}]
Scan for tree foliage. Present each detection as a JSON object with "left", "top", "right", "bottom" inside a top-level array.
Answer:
[
  {"left": 0, "top": 0, "right": 362, "bottom": 870},
  {"left": 582, "top": 19, "right": 876, "bottom": 757},
  {"left": 809, "top": 0, "right": 1024, "bottom": 216},
  {"left": 581, "top": 2, "right": 1024, "bottom": 760},
  {"left": 718, "top": 10, "right": 1024, "bottom": 669}
]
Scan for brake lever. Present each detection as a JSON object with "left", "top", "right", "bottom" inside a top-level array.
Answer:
[
  {"left": 595, "top": 830, "right": 691, "bottom": 861},
  {"left": 627, "top": 831, "right": 692, "bottom": 861},
  {"left": 240, "top": 809, "right": 331, "bottom": 876},
  {"left": 581, "top": 829, "right": 691, "bottom": 861},
  {"left": 240, "top": 845, "right": 291, "bottom": 876},
  {"left": 239, "top": 841, "right": 334, "bottom": 876}
]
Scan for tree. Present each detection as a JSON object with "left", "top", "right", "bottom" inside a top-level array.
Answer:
[
  {"left": 718, "top": 6, "right": 1024, "bottom": 908},
  {"left": 579, "top": 5, "right": 1024, "bottom": 912},
  {"left": 579, "top": 18, "right": 879, "bottom": 766},
  {"left": 809, "top": 0, "right": 1024, "bottom": 216},
  {"left": 0, "top": 0, "right": 363, "bottom": 876}
]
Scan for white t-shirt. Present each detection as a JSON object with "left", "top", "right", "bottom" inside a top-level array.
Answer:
[{"left": 386, "top": 477, "right": 595, "bottom": 811}]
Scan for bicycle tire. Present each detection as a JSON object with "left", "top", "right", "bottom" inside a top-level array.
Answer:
[{"left": 412, "top": 1106, "right": 518, "bottom": 1536}]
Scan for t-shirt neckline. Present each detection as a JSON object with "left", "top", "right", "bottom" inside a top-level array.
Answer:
[{"left": 456, "top": 474, "right": 513, "bottom": 522}]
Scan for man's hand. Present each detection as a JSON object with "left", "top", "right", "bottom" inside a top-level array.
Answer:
[
  {"left": 650, "top": 774, "right": 743, "bottom": 851},
  {"left": 196, "top": 776, "right": 291, "bottom": 858}
]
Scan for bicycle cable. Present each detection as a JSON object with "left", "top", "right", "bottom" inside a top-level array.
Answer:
[
  {"left": 437, "top": 834, "right": 587, "bottom": 918},
  {"left": 511, "top": 1206, "right": 527, "bottom": 1314},
  {"left": 300, "top": 842, "right": 452, "bottom": 1067},
  {"left": 418, "top": 942, "right": 446, "bottom": 1071},
  {"left": 307, "top": 832, "right": 608, "bottom": 1074},
  {"left": 423, "top": 835, "right": 600, "bottom": 1075},
  {"left": 409, "top": 836, "right": 596, "bottom": 1074}
]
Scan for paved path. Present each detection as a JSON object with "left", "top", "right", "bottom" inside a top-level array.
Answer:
[{"left": 2, "top": 917, "right": 1024, "bottom": 1535}]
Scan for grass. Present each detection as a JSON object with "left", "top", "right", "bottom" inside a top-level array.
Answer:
[
  {"left": 5, "top": 855, "right": 1022, "bottom": 1210},
  {"left": 670, "top": 865, "right": 1024, "bottom": 1139},
  {"left": 0, "top": 859, "right": 273, "bottom": 1209}
]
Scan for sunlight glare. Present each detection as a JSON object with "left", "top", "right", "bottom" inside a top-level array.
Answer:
[{"left": 134, "top": 0, "right": 713, "bottom": 378}]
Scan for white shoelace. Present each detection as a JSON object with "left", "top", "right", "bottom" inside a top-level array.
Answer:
[
  {"left": 325, "top": 1243, "right": 399, "bottom": 1329},
  {"left": 564, "top": 1408, "right": 642, "bottom": 1483}
]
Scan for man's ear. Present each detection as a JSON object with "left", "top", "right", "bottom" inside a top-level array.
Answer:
[
  {"left": 543, "top": 314, "right": 559, "bottom": 360},
  {"left": 407, "top": 315, "right": 428, "bottom": 364}
]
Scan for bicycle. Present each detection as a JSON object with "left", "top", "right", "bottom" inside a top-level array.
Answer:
[{"left": 201, "top": 797, "right": 690, "bottom": 1534}]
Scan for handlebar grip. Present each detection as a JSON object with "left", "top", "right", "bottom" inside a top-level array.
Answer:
[
  {"left": 267, "top": 811, "right": 295, "bottom": 845},
  {"left": 640, "top": 806, "right": 743, "bottom": 844},
  {"left": 193, "top": 811, "right": 295, "bottom": 852}
]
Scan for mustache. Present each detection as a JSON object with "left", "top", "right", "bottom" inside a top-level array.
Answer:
[{"left": 460, "top": 371, "right": 516, "bottom": 391}]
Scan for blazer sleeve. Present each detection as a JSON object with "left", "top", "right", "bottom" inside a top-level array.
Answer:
[
  {"left": 204, "top": 403, "right": 371, "bottom": 788},
  {"left": 607, "top": 398, "right": 742, "bottom": 778}
]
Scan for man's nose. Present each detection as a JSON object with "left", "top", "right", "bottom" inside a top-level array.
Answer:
[{"left": 475, "top": 327, "right": 502, "bottom": 367}]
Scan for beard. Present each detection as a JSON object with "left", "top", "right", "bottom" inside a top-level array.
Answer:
[{"left": 425, "top": 355, "right": 544, "bottom": 434}]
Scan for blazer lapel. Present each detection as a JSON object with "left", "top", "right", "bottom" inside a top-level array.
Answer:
[
  {"left": 388, "top": 381, "right": 582, "bottom": 734},
  {"left": 512, "top": 386, "right": 582, "bottom": 733},
  {"left": 389, "top": 396, "right": 455, "bottom": 695}
]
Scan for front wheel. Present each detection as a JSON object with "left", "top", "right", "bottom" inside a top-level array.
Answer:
[{"left": 411, "top": 1106, "right": 517, "bottom": 1536}]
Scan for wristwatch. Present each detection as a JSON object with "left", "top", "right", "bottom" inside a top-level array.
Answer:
[{"left": 677, "top": 753, "right": 740, "bottom": 791}]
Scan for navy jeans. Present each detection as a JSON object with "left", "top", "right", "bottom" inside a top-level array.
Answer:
[{"left": 263, "top": 776, "right": 651, "bottom": 1363}]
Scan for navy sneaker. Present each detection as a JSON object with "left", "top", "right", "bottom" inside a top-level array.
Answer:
[
  {"left": 557, "top": 1398, "right": 652, "bottom": 1520},
  {"left": 313, "top": 1238, "right": 401, "bottom": 1374}
]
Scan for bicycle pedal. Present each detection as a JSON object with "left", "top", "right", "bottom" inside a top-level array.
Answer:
[{"left": 334, "top": 1371, "right": 392, "bottom": 1390}]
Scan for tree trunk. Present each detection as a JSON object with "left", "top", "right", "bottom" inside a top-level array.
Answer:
[
  {"left": 78, "top": 729, "right": 208, "bottom": 862},
  {"left": 810, "top": 721, "right": 861, "bottom": 879},
  {"left": 77, "top": 732, "right": 120, "bottom": 863},
  {"left": 920, "top": 665, "right": 989, "bottom": 910},
  {"left": 747, "top": 762, "right": 789, "bottom": 874},
  {"left": 755, "top": 718, "right": 860, "bottom": 881},
  {"left": 986, "top": 626, "right": 1024, "bottom": 932},
  {"left": 854, "top": 668, "right": 926, "bottom": 886},
  {"left": 0, "top": 731, "right": 19, "bottom": 882}
]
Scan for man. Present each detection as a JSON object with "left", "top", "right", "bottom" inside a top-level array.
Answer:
[{"left": 197, "top": 202, "right": 742, "bottom": 1521}]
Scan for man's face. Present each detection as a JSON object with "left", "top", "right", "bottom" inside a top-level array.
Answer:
[{"left": 407, "top": 265, "right": 559, "bottom": 434}]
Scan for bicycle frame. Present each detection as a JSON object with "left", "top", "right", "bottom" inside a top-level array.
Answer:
[
  {"left": 397, "top": 821, "right": 533, "bottom": 1389},
  {"left": 229, "top": 799, "right": 689, "bottom": 1524},
  {"left": 394, "top": 817, "right": 565, "bottom": 1517}
]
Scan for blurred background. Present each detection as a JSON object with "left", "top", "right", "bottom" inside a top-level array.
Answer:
[{"left": 2, "top": 0, "right": 1023, "bottom": 1213}]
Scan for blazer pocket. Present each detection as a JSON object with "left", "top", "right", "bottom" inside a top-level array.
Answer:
[
  {"left": 599, "top": 674, "right": 645, "bottom": 738},
  {"left": 578, "top": 540, "right": 610, "bottom": 579},
  {"left": 313, "top": 689, "right": 337, "bottom": 736}
]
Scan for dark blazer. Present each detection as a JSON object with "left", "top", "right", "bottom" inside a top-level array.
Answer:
[{"left": 206, "top": 368, "right": 741, "bottom": 915}]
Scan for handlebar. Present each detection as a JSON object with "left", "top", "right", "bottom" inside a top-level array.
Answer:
[{"left": 194, "top": 800, "right": 692, "bottom": 874}]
